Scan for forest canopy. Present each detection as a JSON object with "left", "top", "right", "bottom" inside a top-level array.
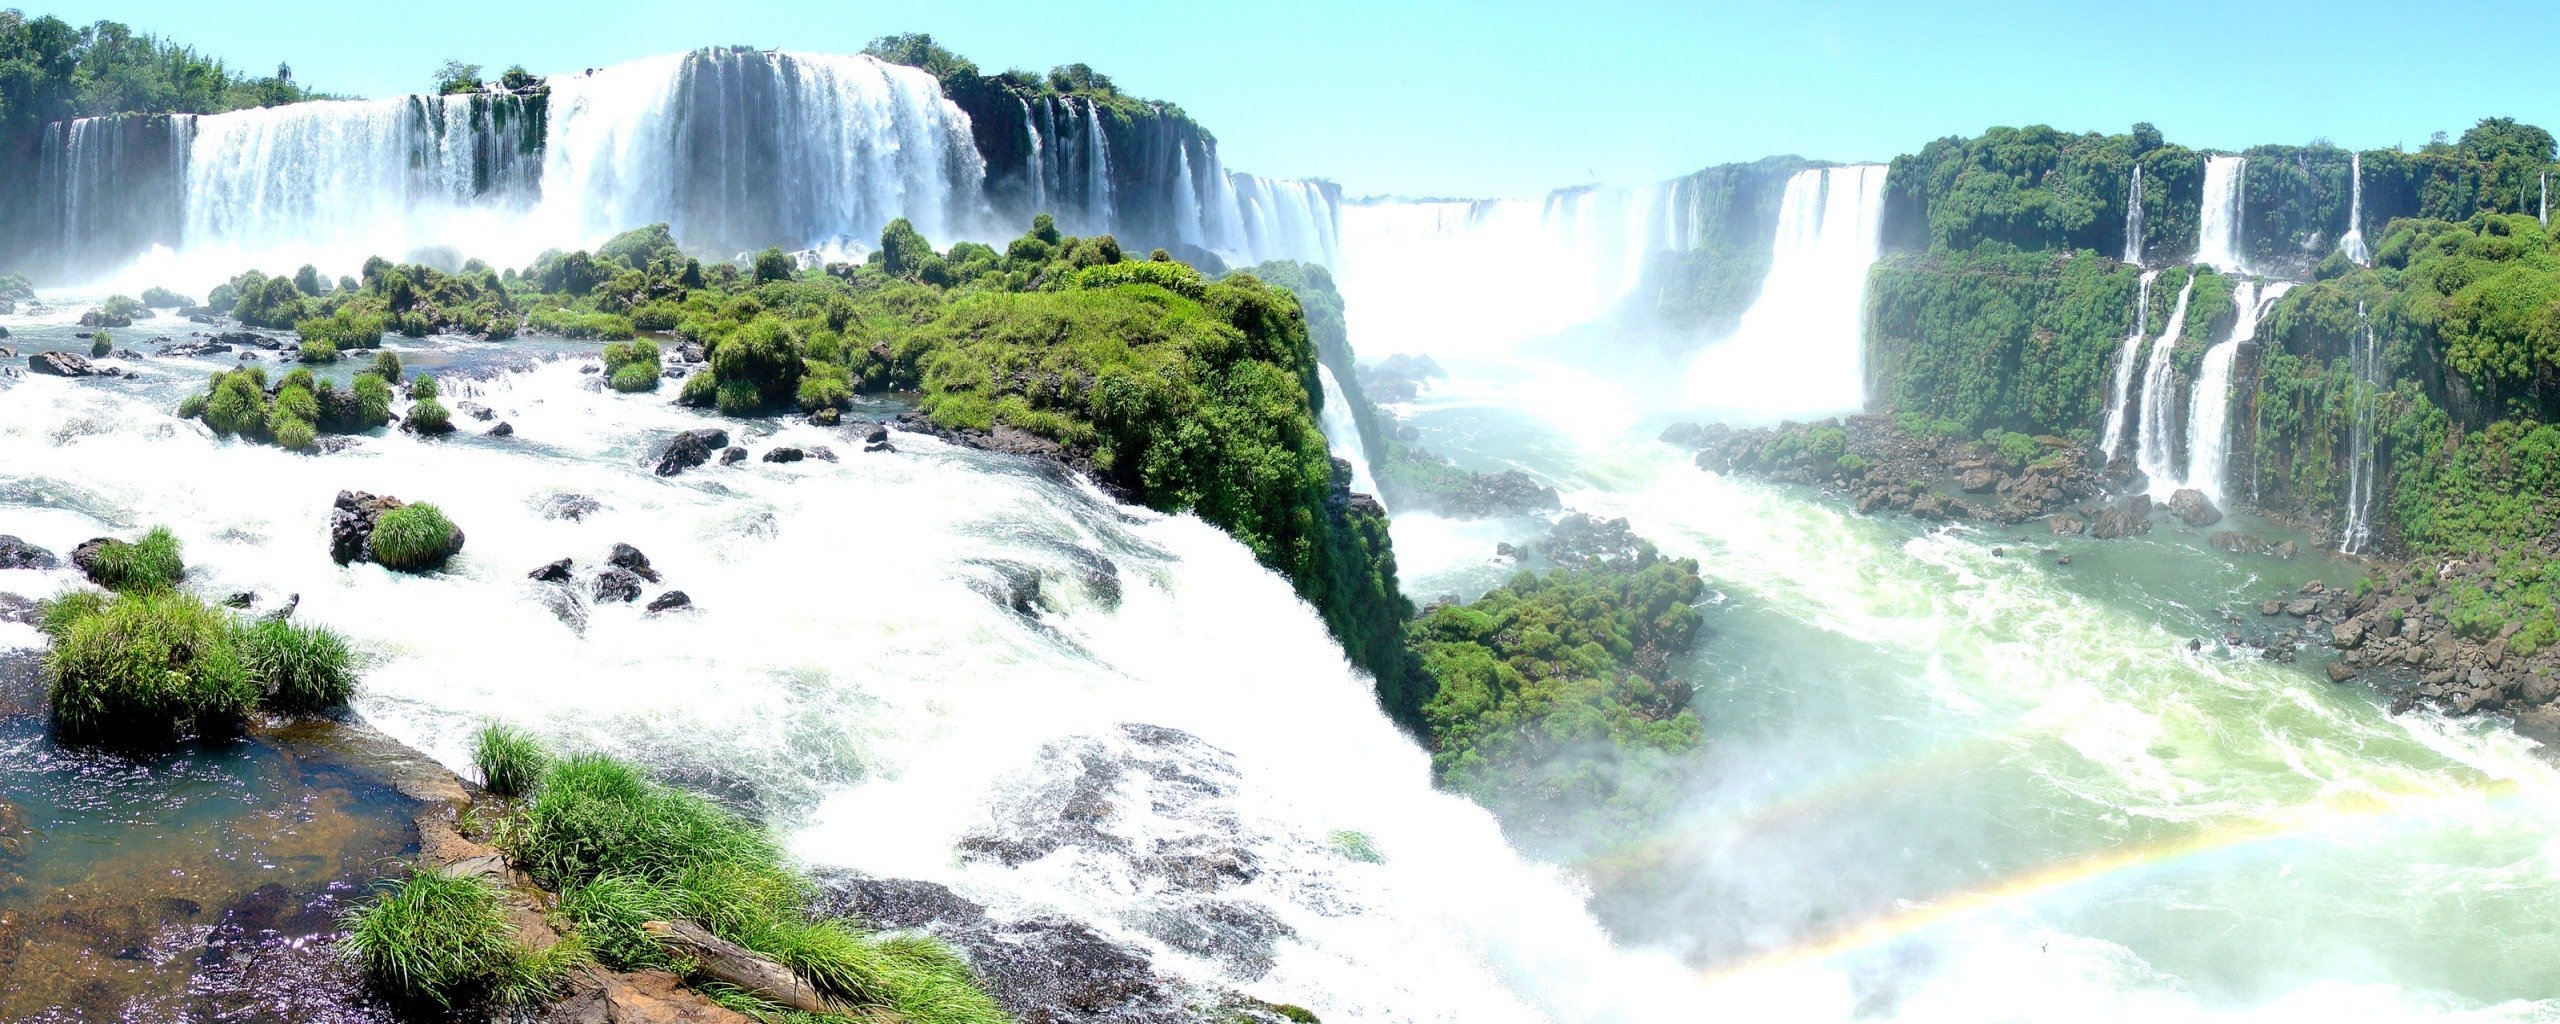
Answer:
[{"left": 0, "top": 9, "right": 321, "bottom": 139}]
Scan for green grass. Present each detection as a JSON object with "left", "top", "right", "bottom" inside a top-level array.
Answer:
[
  {"left": 604, "top": 339, "right": 662, "bottom": 393},
  {"left": 45, "top": 590, "right": 256, "bottom": 745},
  {"left": 81, "top": 526, "right": 185, "bottom": 593},
  {"left": 470, "top": 722, "right": 549, "bottom": 798},
  {"left": 370, "top": 503, "right": 461, "bottom": 572},
  {"left": 340, "top": 869, "right": 587, "bottom": 1009},
  {"left": 235, "top": 618, "right": 356, "bottom": 712},
  {"left": 297, "top": 338, "right": 339, "bottom": 363}
]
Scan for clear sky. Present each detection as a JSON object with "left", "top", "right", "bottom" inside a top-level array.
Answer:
[{"left": 25, "top": 0, "right": 2557, "bottom": 197}]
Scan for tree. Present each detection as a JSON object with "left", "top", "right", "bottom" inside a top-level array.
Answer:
[
  {"left": 2131, "top": 122, "right": 2163, "bottom": 155},
  {"left": 861, "top": 33, "right": 977, "bottom": 83},
  {"left": 434, "top": 59, "right": 481, "bottom": 95},
  {"left": 498, "top": 64, "right": 535, "bottom": 91},
  {"left": 2459, "top": 117, "right": 2557, "bottom": 164},
  {"left": 276, "top": 62, "right": 289, "bottom": 82}
]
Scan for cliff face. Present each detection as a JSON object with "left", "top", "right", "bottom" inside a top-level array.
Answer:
[{"left": 1636, "top": 155, "right": 1814, "bottom": 338}]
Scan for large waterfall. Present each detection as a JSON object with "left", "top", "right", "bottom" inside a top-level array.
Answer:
[
  {"left": 2339, "top": 152, "right": 2370, "bottom": 266},
  {"left": 2197, "top": 156, "right": 2247, "bottom": 274},
  {"left": 22, "top": 49, "right": 1338, "bottom": 288},
  {"left": 2098, "top": 269, "right": 2161, "bottom": 463},
  {"left": 1680, "top": 164, "right": 1890, "bottom": 418},
  {"left": 2132, "top": 272, "right": 2199, "bottom": 494},
  {"left": 2182, "top": 280, "right": 2291, "bottom": 503}
]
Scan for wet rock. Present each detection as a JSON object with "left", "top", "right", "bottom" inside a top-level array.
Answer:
[
  {"left": 760, "top": 446, "right": 805, "bottom": 464},
  {"left": 719, "top": 446, "right": 747, "bottom": 466},
  {"left": 156, "top": 338, "right": 233, "bottom": 357},
  {"left": 808, "top": 445, "right": 837, "bottom": 462},
  {"left": 328, "top": 490, "right": 405, "bottom": 565},
  {"left": 0, "top": 535, "right": 58, "bottom": 570},
  {"left": 2209, "top": 531, "right": 2268, "bottom": 554},
  {"left": 811, "top": 874, "right": 1194, "bottom": 1024},
  {"left": 529, "top": 558, "right": 575, "bottom": 584},
  {"left": 591, "top": 567, "right": 644, "bottom": 603},
  {"left": 28, "top": 350, "right": 98, "bottom": 376},
  {"left": 2090, "top": 494, "right": 2153, "bottom": 539},
  {"left": 2331, "top": 619, "right": 2367, "bottom": 648},
  {"left": 0, "top": 593, "right": 36, "bottom": 625},
  {"left": 2284, "top": 598, "right": 2321, "bottom": 617},
  {"left": 652, "top": 428, "right": 731, "bottom": 476},
  {"left": 261, "top": 593, "right": 299, "bottom": 622},
  {"left": 2048, "top": 515, "right": 2085, "bottom": 536},
  {"left": 866, "top": 440, "right": 895, "bottom": 453},
  {"left": 807, "top": 407, "right": 841, "bottom": 426},
  {"left": 539, "top": 586, "right": 588, "bottom": 634},
  {"left": 541, "top": 494, "right": 603, "bottom": 521},
  {"left": 223, "top": 591, "right": 256, "bottom": 608},
  {"left": 607, "top": 543, "right": 660, "bottom": 583},
  {"left": 457, "top": 401, "right": 495, "bottom": 421},
  {"left": 864, "top": 425, "right": 890, "bottom": 445},
  {"left": 488, "top": 421, "right": 514, "bottom": 437},
  {"left": 645, "top": 590, "right": 691, "bottom": 613},
  {"left": 2259, "top": 600, "right": 2285, "bottom": 616},
  {"left": 1957, "top": 467, "right": 2001, "bottom": 494},
  {"left": 545, "top": 968, "right": 753, "bottom": 1024},
  {"left": 2271, "top": 540, "right": 2299, "bottom": 559},
  {"left": 2328, "top": 661, "right": 2358, "bottom": 683}
]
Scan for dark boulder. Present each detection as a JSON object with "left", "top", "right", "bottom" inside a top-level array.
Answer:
[
  {"left": 28, "top": 351, "right": 97, "bottom": 376},
  {"left": 607, "top": 543, "right": 660, "bottom": 583},
  {"left": 865, "top": 425, "right": 890, "bottom": 445},
  {"left": 645, "top": 590, "right": 691, "bottom": 613},
  {"left": 2209, "top": 531, "right": 2267, "bottom": 554},
  {"left": 1957, "top": 467, "right": 2001, "bottom": 494},
  {"left": 591, "top": 568, "right": 644, "bottom": 604},
  {"left": 760, "top": 446, "right": 805, "bottom": 464},
  {"left": 2167, "top": 488, "right": 2222, "bottom": 528},
  {"left": 807, "top": 407, "right": 841, "bottom": 426},
  {"left": 328, "top": 491, "right": 406, "bottom": 565},
  {"left": 2090, "top": 494, "right": 2153, "bottom": 539},
  {"left": 2048, "top": 515, "right": 2086, "bottom": 536},
  {"left": 718, "top": 446, "right": 747, "bottom": 466},
  {"left": 528, "top": 558, "right": 575, "bottom": 584},
  {"left": 0, "top": 535, "right": 57, "bottom": 570},
  {"left": 651, "top": 428, "right": 731, "bottom": 477},
  {"left": 808, "top": 445, "right": 838, "bottom": 462},
  {"left": 487, "top": 421, "right": 514, "bottom": 438}
]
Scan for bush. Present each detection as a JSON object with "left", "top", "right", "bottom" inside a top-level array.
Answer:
[
  {"left": 202, "top": 368, "right": 272, "bottom": 437},
  {"left": 45, "top": 591, "right": 255, "bottom": 745},
  {"left": 408, "top": 375, "right": 453, "bottom": 434},
  {"left": 297, "top": 309, "right": 384, "bottom": 351},
  {"left": 89, "top": 330, "right": 112, "bottom": 357},
  {"left": 341, "top": 870, "right": 581, "bottom": 1009},
  {"left": 602, "top": 339, "right": 661, "bottom": 393},
  {"left": 679, "top": 370, "right": 718, "bottom": 407},
  {"left": 352, "top": 373, "right": 395, "bottom": 428},
  {"left": 471, "top": 723, "right": 548, "bottom": 797},
  {"left": 236, "top": 618, "right": 356, "bottom": 712},
  {"left": 370, "top": 503, "right": 463, "bottom": 572},
  {"left": 272, "top": 413, "right": 317, "bottom": 450},
  {"left": 371, "top": 350, "right": 403, "bottom": 383},
  {"left": 140, "top": 286, "right": 190, "bottom": 308},
  {"left": 82, "top": 526, "right": 184, "bottom": 592}
]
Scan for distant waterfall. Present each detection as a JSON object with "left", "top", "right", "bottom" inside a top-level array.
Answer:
[
  {"left": 2182, "top": 280, "right": 2291, "bottom": 503},
  {"left": 1680, "top": 164, "right": 1891, "bottom": 417},
  {"left": 1317, "top": 364, "right": 1382, "bottom": 501},
  {"left": 2542, "top": 171, "right": 2549, "bottom": 227},
  {"left": 2197, "top": 156, "right": 2247, "bottom": 274},
  {"left": 1019, "top": 99, "right": 1046, "bottom": 218},
  {"left": 2122, "top": 165, "right": 2146, "bottom": 265},
  {"left": 2339, "top": 152, "right": 2370, "bottom": 266},
  {"left": 1083, "top": 99, "right": 1115, "bottom": 230},
  {"left": 32, "top": 114, "right": 192, "bottom": 278},
  {"left": 2132, "top": 272, "right": 2200, "bottom": 494},
  {"left": 2099, "top": 269, "right": 2161, "bottom": 462},
  {"left": 2340, "top": 302, "right": 2383, "bottom": 553},
  {"left": 1228, "top": 174, "right": 1341, "bottom": 267}
]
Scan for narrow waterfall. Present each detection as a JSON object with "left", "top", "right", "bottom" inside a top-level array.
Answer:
[
  {"left": 2340, "top": 152, "right": 2370, "bottom": 266},
  {"left": 2099, "top": 269, "right": 2162, "bottom": 462},
  {"left": 2542, "top": 171, "right": 2549, "bottom": 227},
  {"left": 1680, "top": 164, "right": 1891, "bottom": 418},
  {"left": 2183, "top": 280, "right": 2292, "bottom": 503},
  {"left": 1317, "top": 364, "right": 1383, "bottom": 501},
  {"left": 2132, "top": 272, "right": 2199, "bottom": 493},
  {"left": 2340, "top": 301, "right": 2383, "bottom": 553},
  {"left": 1083, "top": 98, "right": 1115, "bottom": 230},
  {"left": 2122, "top": 164, "right": 2146, "bottom": 265},
  {"left": 1019, "top": 98, "right": 1046, "bottom": 217},
  {"left": 2197, "top": 156, "right": 2247, "bottom": 273}
]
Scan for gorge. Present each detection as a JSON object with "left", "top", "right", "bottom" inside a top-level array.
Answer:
[{"left": 8, "top": 10, "right": 2560, "bottom": 1024}]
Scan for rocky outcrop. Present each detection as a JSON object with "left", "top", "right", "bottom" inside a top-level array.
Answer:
[
  {"left": 591, "top": 568, "right": 644, "bottom": 604},
  {"left": 2089, "top": 494, "right": 2154, "bottom": 539},
  {"left": 1665, "top": 413, "right": 2098, "bottom": 527},
  {"left": 2167, "top": 488, "right": 2223, "bottom": 528},
  {"left": 0, "top": 535, "right": 57, "bottom": 570},
  {"left": 645, "top": 590, "right": 692, "bottom": 613},
  {"left": 607, "top": 543, "right": 660, "bottom": 583},
  {"left": 760, "top": 446, "right": 804, "bottom": 463},
  {"left": 28, "top": 351, "right": 101, "bottom": 376},
  {"left": 653, "top": 429, "right": 731, "bottom": 477},
  {"left": 327, "top": 491, "right": 402, "bottom": 565}
]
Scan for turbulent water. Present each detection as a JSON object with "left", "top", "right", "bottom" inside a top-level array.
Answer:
[
  {"left": 2198, "top": 156, "right": 2247, "bottom": 275},
  {"left": 2132, "top": 273, "right": 2199, "bottom": 496},
  {"left": 2182, "top": 281, "right": 2291, "bottom": 504},
  {"left": 1678, "top": 165, "right": 1889, "bottom": 418}
]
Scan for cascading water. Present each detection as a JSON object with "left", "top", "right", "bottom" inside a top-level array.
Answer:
[
  {"left": 2340, "top": 302, "right": 2382, "bottom": 553},
  {"left": 2132, "top": 272, "right": 2199, "bottom": 495},
  {"left": 1317, "top": 364, "right": 1383, "bottom": 501},
  {"left": 2122, "top": 164, "right": 2146, "bottom": 265},
  {"left": 2182, "top": 280, "right": 2291, "bottom": 503},
  {"left": 2542, "top": 171, "right": 2549, "bottom": 227},
  {"left": 1682, "top": 165, "right": 1893, "bottom": 419},
  {"left": 2339, "top": 152, "right": 2370, "bottom": 266},
  {"left": 1019, "top": 98, "right": 1046, "bottom": 218},
  {"left": 2098, "top": 269, "right": 2161, "bottom": 463},
  {"left": 2197, "top": 156, "right": 2247, "bottom": 274},
  {"left": 1083, "top": 98, "right": 1116, "bottom": 230}
]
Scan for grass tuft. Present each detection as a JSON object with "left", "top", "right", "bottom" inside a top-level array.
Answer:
[
  {"left": 370, "top": 503, "right": 462, "bottom": 572},
  {"left": 471, "top": 722, "right": 550, "bottom": 797},
  {"left": 45, "top": 590, "right": 255, "bottom": 745},
  {"left": 341, "top": 869, "right": 586, "bottom": 1009},
  {"left": 82, "top": 526, "right": 184, "bottom": 592},
  {"left": 236, "top": 617, "right": 356, "bottom": 712}
]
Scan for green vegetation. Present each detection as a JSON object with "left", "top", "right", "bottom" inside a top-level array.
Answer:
[
  {"left": 86, "top": 329, "right": 109, "bottom": 357},
  {"left": 1864, "top": 248, "right": 2138, "bottom": 438},
  {"left": 341, "top": 869, "right": 584, "bottom": 1009},
  {"left": 235, "top": 617, "right": 356, "bottom": 713},
  {"left": 42, "top": 590, "right": 253, "bottom": 745},
  {"left": 369, "top": 502, "right": 462, "bottom": 572},
  {"left": 1407, "top": 529, "right": 1706, "bottom": 850},
  {"left": 0, "top": 12, "right": 324, "bottom": 141},
  {"left": 406, "top": 373, "right": 452, "bottom": 434},
  {"left": 184, "top": 363, "right": 396, "bottom": 446},
  {"left": 470, "top": 722, "right": 548, "bottom": 797},
  {"left": 603, "top": 338, "right": 661, "bottom": 392},
  {"left": 493, "top": 747, "right": 1009, "bottom": 1023},
  {"left": 432, "top": 58, "right": 481, "bottom": 96},
  {"left": 79, "top": 525, "right": 182, "bottom": 592}
]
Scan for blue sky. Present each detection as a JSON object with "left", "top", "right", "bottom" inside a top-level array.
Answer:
[{"left": 30, "top": 0, "right": 2557, "bottom": 197}]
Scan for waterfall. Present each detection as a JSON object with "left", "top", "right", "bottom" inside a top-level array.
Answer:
[
  {"left": 2182, "top": 280, "right": 2291, "bottom": 503},
  {"left": 2132, "top": 272, "right": 2199, "bottom": 494},
  {"left": 1083, "top": 98, "right": 1115, "bottom": 231},
  {"left": 2122, "top": 164, "right": 2146, "bottom": 265},
  {"left": 1680, "top": 164, "right": 1891, "bottom": 418},
  {"left": 2098, "top": 269, "right": 2161, "bottom": 463},
  {"left": 1316, "top": 364, "right": 1382, "bottom": 501},
  {"left": 2340, "top": 302, "right": 2383, "bottom": 553},
  {"left": 2340, "top": 152, "right": 2370, "bottom": 266},
  {"left": 2197, "top": 156, "right": 2247, "bottom": 274},
  {"left": 1228, "top": 173, "right": 1342, "bottom": 267},
  {"left": 2542, "top": 171, "right": 2549, "bottom": 227},
  {"left": 32, "top": 113, "right": 192, "bottom": 279},
  {"left": 1019, "top": 98, "right": 1046, "bottom": 217}
]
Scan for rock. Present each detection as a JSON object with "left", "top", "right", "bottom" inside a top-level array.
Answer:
[
  {"left": 865, "top": 440, "right": 895, "bottom": 453},
  {"left": 607, "top": 543, "right": 661, "bottom": 583},
  {"left": 2327, "top": 661, "right": 2358, "bottom": 683},
  {"left": 488, "top": 421, "right": 514, "bottom": 437},
  {"left": 261, "top": 593, "right": 299, "bottom": 622},
  {"left": 28, "top": 351, "right": 97, "bottom": 376},
  {"left": 2166, "top": 488, "right": 2221, "bottom": 528},
  {"left": 719, "top": 446, "right": 747, "bottom": 466},
  {"left": 2331, "top": 619, "right": 2367, "bottom": 648},
  {"left": 0, "top": 535, "right": 58, "bottom": 570},
  {"left": 2048, "top": 515, "right": 2086, "bottom": 536},
  {"left": 2259, "top": 600, "right": 2285, "bottom": 616},
  {"left": 2284, "top": 598, "right": 2320, "bottom": 617},
  {"left": 2209, "top": 531, "right": 2268, "bottom": 554},
  {"left": 807, "top": 407, "right": 841, "bottom": 426},
  {"left": 591, "top": 568, "right": 644, "bottom": 604},
  {"left": 544, "top": 968, "right": 754, "bottom": 1024},
  {"left": 808, "top": 445, "right": 838, "bottom": 462},
  {"left": 0, "top": 593, "right": 34, "bottom": 625},
  {"left": 760, "top": 446, "right": 805, "bottom": 464},
  {"left": 2090, "top": 494, "right": 2154, "bottom": 539},
  {"left": 864, "top": 425, "right": 890, "bottom": 445},
  {"left": 1957, "top": 467, "right": 2001, "bottom": 494},
  {"left": 652, "top": 429, "right": 731, "bottom": 477},
  {"left": 541, "top": 494, "right": 603, "bottom": 521},
  {"left": 328, "top": 490, "right": 405, "bottom": 565},
  {"left": 529, "top": 558, "right": 576, "bottom": 584},
  {"left": 457, "top": 401, "right": 495, "bottom": 421},
  {"left": 646, "top": 590, "right": 691, "bottom": 613},
  {"left": 223, "top": 591, "right": 256, "bottom": 608},
  {"left": 539, "top": 587, "right": 588, "bottom": 634}
]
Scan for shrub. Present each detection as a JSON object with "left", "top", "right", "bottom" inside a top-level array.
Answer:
[
  {"left": 471, "top": 723, "right": 549, "bottom": 797},
  {"left": 411, "top": 373, "right": 439, "bottom": 400},
  {"left": 45, "top": 591, "right": 256, "bottom": 745},
  {"left": 753, "top": 247, "right": 796, "bottom": 284},
  {"left": 370, "top": 503, "right": 463, "bottom": 572},
  {"left": 602, "top": 339, "right": 661, "bottom": 393},
  {"left": 408, "top": 397, "right": 452, "bottom": 434},
  {"left": 371, "top": 350, "right": 404, "bottom": 383},
  {"left": 272, "top": 413, "right": 317, "bottom": 450},
  {"left": 341, "top": 870, "right": 581, "bottom": 1009},
  {"left": 202, "top": 368, "right": 272, "bottom": 437},
  {"left": 714, "top": 378, "right": 761, "bottom": 416},
  {"left": 235, "top": 275, "right": 308, "bottom": 329},
  {"left": 352, "top": 373, "right": 395, "bottom": 427},
  {"left": 796, "top": 371, "right": 852, "bottom": 411},
  {"left": 89, "top": 330, "right": 112, "bottom": 357},
  {"left": 82, "top": 526, "right": 185, "bottom": 592},
  {"left": 679, "top": 370, "right": 718, "bottom": 407},
  {"left": 101, "top": 293, "right": 146, "bottom": 319},
  {"left": 236, "top": 618, "right": 356, "bottom": 712},
  {"left": 140, "top": 286, "right": 190, "bottom": 308}
]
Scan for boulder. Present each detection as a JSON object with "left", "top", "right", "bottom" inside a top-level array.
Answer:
[
  {"left": 28, "top": 351, "right": 96, "bottom": 376},
  {"left": 2090, "top": 495, "right": 2154, "bottom": 539},
  {"left": 2331, "top": 619, "right": 2367, "bottom": 648},
  {"left": 808, "top": 445, "right": 838, "bottom": 462},
  {"left": 457, "top": 401, "right": 495, "bottom": 421},
  {"left": 2048, "top": 515, "right": 2086, "bottom": 536},
  {"left": 1957, "top": 468, "right": 2001, "bottom": 494},
  {"left": 488, "top": 421, "right": 514, "bottom": 438},
  {"left": 2259, "top": 600, "right": 2285, "bottom": 616},
  {"left": 760, "top": 446, "right": 805, "bottom": 464},
  {"left": 2284, "top": 598, "right": 2321, "bottom": 617},
  {"left": 2327, "top": 661, "right": 2358, "bottom": 683},
  {"left": 645, "top": 590, "right": 692, "bottom": 613},
  {"left": 529, "top": 558, "right": 575, "bottom": 584},
  {"left": 591, "top": 568, "right": 644, "bottom": 604},
  {"left": 607, "top": 543, "right": 660, "bottom": 583},
  {"left": 328, "top": 490, "right": 405, "bottom": 565},
  {"left": 864, "top": 425, "right": 890, "bottom": 445},
  {"left": 0, "top": 535, "right": 57, "bottom": 570},
  {"left": 2167, "top": 488, "right": 2222, "bottom": 528},
  {"left": 652, "top": 429, "right": 730, "bottom": 476},
  {"left": 541, "top": 494, "right": 603, "bottom": 521},
  {"left": 718, "top": 446, "right": 747, "bottom": 466},
  {"left": 2209, "top": 531, "right": 2268, "bottom": 554},
  {"left": 807, "top": 407, "right": 841, "bottom": 426}
]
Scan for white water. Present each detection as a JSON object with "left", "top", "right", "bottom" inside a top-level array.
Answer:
[
  {"left": 1318, "top": 363, "right": 1383, "bottom": 501},
  {"left": 2099, "top": 270, "right": 2161, "bottom": 463},
  {"left": 1679, "top": 165, "right": 1890, "bottom": 419},
  {"left": 2181, "top": 280, "right": 2291, "bottom": 504},
  {"left": 1083, "top": 98, "right": 1117, "bottom": 230},
  {"left": 2341, "top": 302, "right": 2382, "bottom": 553},
  {"left": 2197, "top": 156, "right": 2247, "bottom": 275},
  {"left": 2132, "top": 272, "right": 2199, "bottom": 496},
  {"left": 0, "top": 355, "right": 1701, "bottom": 1022},
  {"left": 2122, "top": 164, "right": 2146, "bottom": 265},
  {"left": 2340, "top": 153, "right": 2370, "bottom": 267}
]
